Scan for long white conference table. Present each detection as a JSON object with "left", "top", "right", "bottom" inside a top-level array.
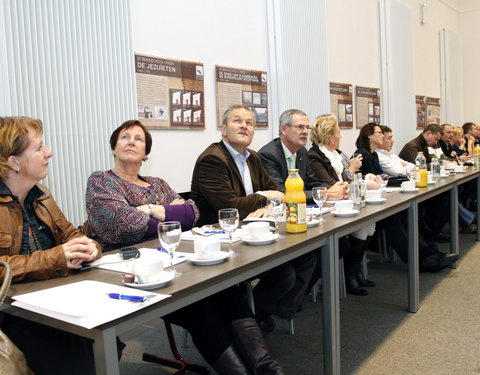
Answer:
[{"left": 2, "top": 167, "right": 479, "bottom": 375}]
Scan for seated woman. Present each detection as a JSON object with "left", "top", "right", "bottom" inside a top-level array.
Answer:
[
  {"left": 86, "top": 120, "right": 283, "bottom": 375},
  {"left": 452, "top": 126, "right": 468, "bottom": 157},
  {"left": 352, "top": 122, "right": 458, "bottom": 272},
  {"left": 0, "top": 116, "right": 103, "bottom": 375},
  {"left": 308, "top": 114, "right": 376, "bottom": 296}
]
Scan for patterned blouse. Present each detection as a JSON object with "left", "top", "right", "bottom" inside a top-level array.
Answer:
[{"left": 86, "top": 170, "right": 199, "bottom": 250}]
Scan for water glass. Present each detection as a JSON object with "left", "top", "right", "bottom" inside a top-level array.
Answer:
[
  {"left": 158, "top": 221, "right": 182, "bottom": 277},
  {"left": 268, "top": 198, "right": 285, "bottom": 235},
  {"left": 312, "top": 187, "right": 328, "bottom": 222},
  {"left": 218, "top": 208, "right": 239, "bottom": 257}
]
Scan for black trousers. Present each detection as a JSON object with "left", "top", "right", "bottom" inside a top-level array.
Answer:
[
  {"left": 253, "top": 252, "right": 316, "bottom": 320},
  {"left": 164, "top": 286, "right": 254, "bottom": 365}
]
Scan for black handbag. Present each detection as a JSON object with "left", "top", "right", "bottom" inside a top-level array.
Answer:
[{"left": 387, "top": 176, "right": 409, "bottom": 187}]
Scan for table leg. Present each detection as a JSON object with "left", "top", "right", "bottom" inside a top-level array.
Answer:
[
  {"left": 322, "top": 234, "right": 340, "bottom": 375},
  {"left": 450, "top": 184, "right": 459, "bottom": 266},
  {"left": 407, "top": 202, "right": 419, "bottom": 313},
  {"left": 93, "top": 327, "right": 120, "bottom": 375}
]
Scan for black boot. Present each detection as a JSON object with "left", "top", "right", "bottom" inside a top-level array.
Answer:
[
  {"left": 354, "top": 263, "right": 376, "bottom": 287},
  {"left": 345, "top": 268, "right": 368, "bottom": 296},
  {"left": 214, "top": 345, "right": 250, "bottom": 375},
  {"left": 231, "top": 318, "right": 284, "bottom": 375}
]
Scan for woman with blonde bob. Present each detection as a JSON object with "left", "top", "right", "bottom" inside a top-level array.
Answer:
[
  {"left": 308, "top": 114, "right": 377, "bottom": 296},
  {"left": 0, "top": 116, "right": 108, "bottom": 375}
]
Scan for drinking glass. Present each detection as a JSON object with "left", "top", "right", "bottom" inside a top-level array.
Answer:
[
  {"left": 406, "top": 170, "right": 415, "bottom": 182},
  {"left": 312, "top": 187, "right": 328, "bottom": 222},
  {"left": 158, "top": 221, "right": 182, "bottom": 277},
  {"left": 218, "top": 208, "right": 239, "bottom": 257},
  {"left": 268, "top": 198, "right": 285, "bottom": 235}
]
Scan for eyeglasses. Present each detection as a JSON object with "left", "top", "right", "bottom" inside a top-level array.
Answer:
[{"left": 287, "top": 124, "right": 311, "bottom": 131}]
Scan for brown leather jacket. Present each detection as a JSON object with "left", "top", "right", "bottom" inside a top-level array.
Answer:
[{"left": 0, "top": 184, "right": 101, "bottom": 283}]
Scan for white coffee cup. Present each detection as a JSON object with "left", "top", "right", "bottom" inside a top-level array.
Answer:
[
  {"left": 194, "top": 237, "right": 221, "bottom": 259},
  {"left": 366, "top": 190, "right": 382, "bottom": 200},
  {"left": 454, "top": 165, "right": 464, "bottom": 172},
  {"left": 244, "top": 222, "right": 271, "bottom": 240},
  {"left": 427, "top": 173, "right": 434, "bottom": 183},
  {"left": 335, "top": 200, "right": 354, "bottom": 213},
  {"left": 133, "top": 258, "right": 164, "bottom": 284},
  {"left": 401, "top": 181, "right": 415, "bottom": 191}
]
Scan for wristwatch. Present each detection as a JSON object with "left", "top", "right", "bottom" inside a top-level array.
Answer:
[{"left": 148, "top": 204, "right": 155, "bottom": 217}]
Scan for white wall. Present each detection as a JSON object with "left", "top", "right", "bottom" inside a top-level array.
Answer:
[
  {"left": 131, "top": 0, "right": 273, "bottom": 193},
  {"left": 460, "top": 0, "right": 480, "bottom": 123},
  {"left": 326, "top": 0, "right": 382, "bottom": 156}
]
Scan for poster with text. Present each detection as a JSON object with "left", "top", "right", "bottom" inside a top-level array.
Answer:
[
  {"left": 216, "top": 65, "right": 268, "bottom": 128},
  {"left": 330, "top": 82, "right": 353, "bottom": 128},
  {"left": 416, "top": 95, "right": 427, "bottom": 129},
  {"left": 135, "top": 54, "right": 205, "bottom": 130},
  {"left": 355, "top": 86, "right": 381, "bottom": 128},
  {"left": 426, "top": 97, "right": 440, "bottom": 125}
]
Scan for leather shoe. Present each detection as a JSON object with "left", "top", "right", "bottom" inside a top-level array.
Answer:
[
  {"left": 256, "top": 316, "right": 275, "bottom": 334},
  {"left": 431, "top": 233, "right": 451, "bottom": 243},
  {"left": 354, "top": 264, "right": 376, "bottom": 287},
  {"left": 420, "top": 252, "right": 459, "bottom": 272},
  {"left": 345, "top": 269, "right": 368, "bottom": 296}
]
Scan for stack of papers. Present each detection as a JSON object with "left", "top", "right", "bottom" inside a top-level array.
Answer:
[
  {"left": 89, "top": 248, "right": 187, "bottom": 273},
  {"left": 12, "top": 280, "right": 170, "bottom": 329}
]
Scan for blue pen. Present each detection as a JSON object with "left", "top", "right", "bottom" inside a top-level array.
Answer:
[
  {"left": 204, "top": 230, "right": 224, "bottom": 234},
  {"left": 107, "top": 293, "right": 146, "bottom": 302},
  {"left": 156, "top": 247, "right": 186, "bottom": 259}
]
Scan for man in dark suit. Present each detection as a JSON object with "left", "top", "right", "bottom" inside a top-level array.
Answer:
[
  {"left": 258, "top": 109, "right": 347, "bottom": 202},
  {"left": 438, "top": 123, "right": 456, "bottom": 158},
  {"left": 258, "top": 109, "right": 351, "bottom": 295},
  {"left": 191, "top": 105, "right": 316, "bottom": 333}
]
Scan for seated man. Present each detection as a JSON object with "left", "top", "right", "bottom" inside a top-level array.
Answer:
[
  {"left": 399, "top": 123, "right": 451, "bottom": 242},
  {"left": 191, "top": 105, "right": 316, "bottom": 332},
  {"left": 258, "top": 109, "right": 351, "bottom": 293}
]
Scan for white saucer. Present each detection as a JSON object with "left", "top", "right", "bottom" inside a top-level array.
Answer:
[
  {"left": 307, "top": 219, "right": 320, "bottom": 227},
  {"left": 123, "top": 271, "right": 175, "bottom": 290},
  {"left": 401, "top": 188, "right": 420, "bottom": 193},
  {"left": 331, "top": 209, "right": 359, "bottom": 218},
  {"left": 428, "top": 181, "right": 435, "bottom": 185},
  {"left": 366, "top": 198, "right": 386, "bottom": 204},
  {"left": 187, "top": 251, "right": 230, "bottom": 265},
  {"left": 241, "top": 233, "right": 279, "bottom": 246},
  {"left": 440, "top": 174, "right": 449, "bottom": 178},
  {"left": 455, "top": 169, "right": 465, "bottom": 174}
]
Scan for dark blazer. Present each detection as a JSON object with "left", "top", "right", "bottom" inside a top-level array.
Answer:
[
  {"left": 191, "top": 141, "right": 279, "bottom": 226},
  {"left": 438, "top": 139, "right": 455, "bottom": 158},
  {"left": 354, "top": 147, "right": 383, "bottom": 175},
  {"left": 258, "top": 138, "right": 327, "bottom": 202},
  {"left": 307, "top": 143, "right": 350, "bottom": 186},
  {"left": 399, "top": 134, "right": 431, "bottom": 164}
]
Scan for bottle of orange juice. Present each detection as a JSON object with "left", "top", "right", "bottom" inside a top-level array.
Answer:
[
  {"left": 285, "top": 169, "right": 307, "bottom": 233},
  {"left": 415, "top": 152, "right": 428, "bottom": 188},
  {"left": 474, "top": 145, "right": 480, "bottom": 167}
]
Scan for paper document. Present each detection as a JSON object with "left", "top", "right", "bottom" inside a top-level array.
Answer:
[
  {"left": 89, "top": 248, "right": 187, "bottom": 273},
  {"left": 12, "top": 280, "right": 170, "bottom": 329}
]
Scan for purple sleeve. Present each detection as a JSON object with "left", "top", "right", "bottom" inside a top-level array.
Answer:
[
  {"left": 146, "top": 217, "right": 160, "bottom": 238},
  {"left": 164, "top": 204, "right": 196, "bottom": 230}
]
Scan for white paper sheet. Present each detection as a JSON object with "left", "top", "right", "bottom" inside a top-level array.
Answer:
[
  {"left": 12, "top": 280, "right": 170, "bottom": 329},
  {"left": 88, "top": 248, "right": 187, "bottom": 274}
]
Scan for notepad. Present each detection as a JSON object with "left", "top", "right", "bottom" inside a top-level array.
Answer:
[{"left": 12, "top": 280, "right": 170, "bottom": 329}]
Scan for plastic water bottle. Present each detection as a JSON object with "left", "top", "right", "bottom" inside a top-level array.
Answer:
[
  {"left": 431, "top": 158, "right": 440, "bottom": 182},
  {"left": 350, "top": 174, "right": 361, "bottom": 210},
  {"left": 357, "top": 172, "right": 366, "bottom": 207}
]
